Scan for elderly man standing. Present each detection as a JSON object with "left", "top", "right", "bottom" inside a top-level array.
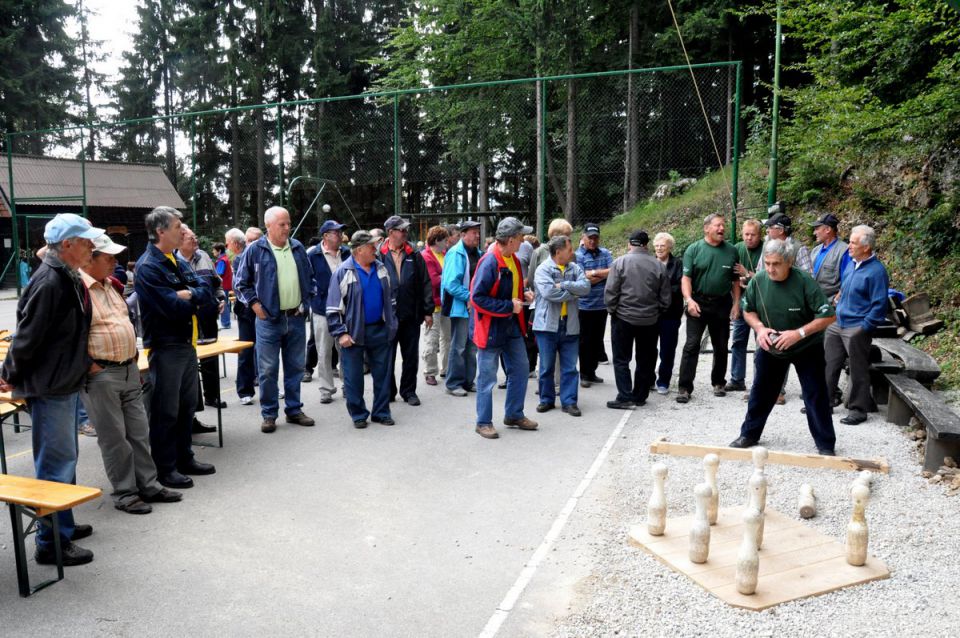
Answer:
[
  {"left": 677, "top": 213, "right": 740, "bottom": 403},
  {"left": 0, "top": 213, "right": 102, "bottom": 565},
  {"left": 575, "top": 223, "right": 613, "bottom": 387},
  {"left": 235, "top": 207, "right": 316, "bottom": 434},
  {"left": 729, "top": 239, "right": 837, "bottom": 455},
  {"left": 226, "top": 227, "right": 257, "bottom": 404},
  {"left": 308, "top": 220, "right": 351, "bottom": 404},
  {"left": 327, "top": 230, "right": 397, "bottom": 428},
  {"left": 442, "top": 220, "right": 482, "bottom": 396},
  {"left": 810, "top": 213, "right": 852, "bottom": 298},
  {"left": 604, "top": 230, "right": 671, "bottom": 409},
  {"left": 726, "top": 219, "right": 764, "bottom": 393},
  {"left": 824, "top": 225, "right": 889, "bottom": 425},
  {"left": 80, "top": 234, "right": 182, "bottom": 515},
  {"left": 136, "top": 207, "right": 217, "bottom": 488},
  {"left": 378, "top": 216, "right": 433, "bottom": 406},
  {"left": 471, "top": 217, "right": 537, "bottom": 439},
  {"left": 533, "top": 235, "right": 591, "bottom": 416}
]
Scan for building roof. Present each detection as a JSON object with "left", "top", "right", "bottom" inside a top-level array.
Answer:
[{"left": 0, "top": 154, "right": 185, "bottom": 217}]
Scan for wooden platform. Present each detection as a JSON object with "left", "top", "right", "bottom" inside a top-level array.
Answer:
[{"left": 628, "top": 506, "right": 890, "bottom": 611}]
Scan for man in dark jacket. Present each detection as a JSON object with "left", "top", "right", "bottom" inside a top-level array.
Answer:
[
  {"left": 136, "top": 207, "right": 217, "bottom": 489},
  {"left": 378, "top": 215, "right": 433, "bottom": 406},
  {"left": 1, "top": 213, "right": 103, "bottom": 566},
  {"left": 308, "top": 219, "right": 351, "bottom": 403}
]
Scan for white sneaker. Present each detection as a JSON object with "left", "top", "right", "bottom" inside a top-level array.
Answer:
[
  {"left": 240, "top": 395, "right": 254, "bottom": 405},
  {"left": 656, "top": 385, "right": 669, "bottom": 395},
  {"left": 279, "top": 391, "right": 285, "bottom": 399}
]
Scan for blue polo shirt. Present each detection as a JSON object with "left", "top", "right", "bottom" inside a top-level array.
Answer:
[
  {"left": 575, "top": 245, "right": 613, "bottom": 311},
  {"left": 356, "top": 262, "right": 384, "bottom": 324}
]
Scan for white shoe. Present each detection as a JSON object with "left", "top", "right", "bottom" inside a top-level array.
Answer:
[
  {"left": 656, "top": 385, "right": 669, "bottom": 395},
  {"left": 240, "top": 396, "right": 254, "bottom": 405},
  {"left": 279, "top": 391, "right": 285, "bottom": 399}
]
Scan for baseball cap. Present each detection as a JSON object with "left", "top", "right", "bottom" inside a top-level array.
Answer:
[
  {"left": 811, "top": 213, "right": 840, "bottom": 228},
  {"left": 764, "top": 212, "right": 792, "bottom": 228},
  {"left": 92, "top": 234, "right": 127, "bottom": 255},
  {"left": 350, "top": 230, "right": 378, "bottom": 247},
  {"left": 384, "top": 215, "right": 410, "bottom": 231},
  {"left": 495, "top": 217, "right": 533, "bottom": 240},
  {"left": 584, "top": 223, "right": 601, "bottom": 237},
  {"left": 44, "top": 213, "right": 104, "bottom": 244},
  {"left": 629, "top": 230, "right": 650, "bottom": 246},
  {"left": 320, "top": 220, "right": 345, "bottom": 234},
  {"left": 458, "top": 220, "right": 481, "bottom": 231}
]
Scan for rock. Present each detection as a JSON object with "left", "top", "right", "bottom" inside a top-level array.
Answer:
[
  {"left": 930, "top": 475, "right": 943, "bottom": 484},
  {"left": 922, "top": 471, "right": 934, "bottom": 478},
  {"left": 944, "top": 457, "right": 957, "bottom": 468}
]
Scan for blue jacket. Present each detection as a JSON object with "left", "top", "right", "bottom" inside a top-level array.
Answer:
[
  {"left": 575, "top": 245, "right": 613, "bottom": 310},
  {"left": 440, "top": 239, "right": 479, "bottom": 319},
  {"left": 532, "top": 258, "right": 591, "bottom": 334},
  {"left": 308, "top": 243, "right": 351, "bottom": 314},
  {"left": 326, "top": 256, "right": 397, "bottom": 345},
  {"left": 470, "top": 243, "right": 527, "bottom": 349},
  {"left": 135, "top": 243, "right": 215, "bottom": 348},
  {"left": 836, "top": 256, "right": 889, "bottom": 331},
  {"left": 234, "top": 236, "right": 314, "bottom": 320}
]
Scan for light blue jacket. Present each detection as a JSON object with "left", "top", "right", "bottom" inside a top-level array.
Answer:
[
  {"left": 533, "top": 258, "right": 591, "bottom": 334},
  {"left": 440, "top": 239, "right": 479, "bottom": 319}
]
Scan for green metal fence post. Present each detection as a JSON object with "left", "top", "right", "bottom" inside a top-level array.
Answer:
[
  {"left": 6, "top": 137, "right": 21, "bottom": 296},
  {"left": 767, "top": 0, "right": 783, "bottom": 208},
  {"left": 538, "top": 80, "right": 547, "bottom": 241},
  {"left": 393, "top": 94, "right": 401, "bottom": 216},
  {"left": 80, "top": 127, "right": 88, "bottom": 218},
  {"left": 277, "top": 105, "right": 285, "bottom": 207},
  {"left": 730, "top": 62, "right": 743, "bottom": 237},
  {"left": 190, "top": 117, "right": 198, "bottom": 229}
]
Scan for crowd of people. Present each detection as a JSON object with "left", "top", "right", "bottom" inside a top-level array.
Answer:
[{"left": 0, "top": 204, "right": 890, "bottom": 567}]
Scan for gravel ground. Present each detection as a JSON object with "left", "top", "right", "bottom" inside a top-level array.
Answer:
[{"left": 551, "top": 353, "right": 960, "bottom": 637}]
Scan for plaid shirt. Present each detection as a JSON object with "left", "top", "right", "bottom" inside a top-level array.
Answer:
[
  {"left": 82, "top": 271, "right": 137, "bottom": 362},
  {"left": 575, "top": 245, "right": 613, "bottom": 311}
]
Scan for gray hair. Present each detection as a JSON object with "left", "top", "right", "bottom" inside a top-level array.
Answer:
[
  {"left": 225, "top": 227, "right": 246, "bottom": 249},
  {"left": 653, "top": 232, "right": 675, "bottom": 250},
  {"left": 763, "top": 238, "right": 797, "bottom": 263},
  {"left": 264, "top": 206, "right": 289, "bottom": 226},
  {"left": 850, "top": 224, "right": 876, "bottom": 249},
  {"left": 703, "top": 213, "right": 724, "bottom": 227},
  {"left": 145, "top": 206, "right": 183, "bottom": 243},
  {"left": 548, "top": 235, "right": 571, "bottom": 257}
]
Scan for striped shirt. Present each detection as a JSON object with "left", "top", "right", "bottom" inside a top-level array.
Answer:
[{"left": 81, "top": 271, "right": 137, "bottom": 362}]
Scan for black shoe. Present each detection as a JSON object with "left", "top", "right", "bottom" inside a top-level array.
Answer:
[
  {"left": 36, "top": 541, "right": 93, "bottom": 566},
  {"left": 204, "top": 399, "right": 227, "bottom": 409},
  {"left": 463, "top": 384, "right": 477, "bottom": 393},
  {"left": 562, "top": 404, "right": 582, "bottom": 417},
  {"left": 582, "top": 374, "right": 604, "bottom": 384},
  {"left": 72, "top": 524, "right": 93, "bottom": 541},
  {"left": 372, "top": 416, "right": 395, "bottom": 426},
  {"left": 497, "top": 381, "right": 507, "bottom": 389},
  {"left": 192, "top": 419, "right": 217, "bottom": 434},
  {"left": 320, "top": 396, "right": 333, "bottom": 404},
  {"left": 353, "top": 419, "right": 368, "bottom": 429},
  {"left": 159, "top": 471, "right": 194, "bottom": 489},
  {"left": 115, "top": 498, "right": 153, "bottom": 515},
  {"left": 140, "top": 487, "right": 183, "bottom": 503},
  {"left": 818, "top": 448, "right": 837, "bottom": 456},
  {"left": 840, "top": 413, "right": 867, "bottom": 425},
  {"left": 713, "top": 385, "right": 727, "bottom": 397},
  {"left": 405, "top": 395, "right": 421, "bottom": 406},
  {"left": 606, "top": 400, "right": 635, "bottom": 410},
  {"left": 536, "top": 403, "right": 555, "bottom": 413},
  {"left": 286, "top": 412, "right": 316, "bottom": 427},
  {"left": 177, "top": 460, "right": 216, "bottom": 476},
  {"left": 729, "top": 436, "right": 759, "bottom": 449},
  {"left": 724, "top": 381, "right": 747, "bottom": 392},
  {"left": 676, "top": 390, "right": 691, "bottom": 404}
]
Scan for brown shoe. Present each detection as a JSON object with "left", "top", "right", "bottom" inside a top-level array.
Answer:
[
  {"left": 503, "top": 416, "right": 538, "bottom": 430},
  {"left": 776, "top": 393, "right": 786, "bottom": 405},
  {"left": 475, "top": 425, "right": 499, "bottom": 439},
  {"left": 261, "top": 418, "right": 277, "bottom": 433},
  {"left": 286, "top": 412, "right": 315, "bottom": 427},
  {"left": 425, "top": 375, "right": 437, "bottom": 386}
]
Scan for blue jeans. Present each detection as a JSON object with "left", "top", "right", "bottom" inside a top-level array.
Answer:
[
  {"left": 535, "top": 320, "right": 579, "bottom": 407},
  {"left": 340, "top": 322, "right": 392, "bottom": 422},
  {"left": 29, "top": 393, "right": 80, "bottom": 548},
  {"left": 656, "top": 317, "right": 682, "bottom": 388},
  {"left": 476, "top": 332, "right": 528, "bottom": 426},
  {"left": 729, "top": 316, "right": 751, "bottom": 384},
  {"left": 220, "top": 295, "right": 232, "bottom": 328},
  {"left": 446, "top": 316, "right": 477, "bottom": 392},
  {"left": 256, "top": 314, "right": 306, "bottom": 419}
]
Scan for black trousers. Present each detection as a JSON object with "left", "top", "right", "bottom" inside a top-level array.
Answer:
[
  {"left": 578, "top": 309, "right": 608, "bottom": 378},
  {"left": 305, "top": 313, "right": 318, "bottom": 373},
  {"left": 678, "top": 295, "right": 732, "bottom": 393},
  {"left": 235, "top": 303, "right": 257, "bottom": 397},
  {"left": 610, "top": 315, "right": 660, "bottom": 404},
  {"left": 389, "top": 318, "right": 421, "bottom": 400},
  {"left": 148, "top": 343, "right": 197, "bottom": 474}
]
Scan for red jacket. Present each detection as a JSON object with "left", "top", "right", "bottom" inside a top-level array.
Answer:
[
  {"left": 421, "top": 247, "right": 443, "bottom": 308},
  {"left": 470, "top": 243, "right": 526, "bottom": 349},
  {"left": 216, "top": 253, "right": 233, "bottom": 292}
]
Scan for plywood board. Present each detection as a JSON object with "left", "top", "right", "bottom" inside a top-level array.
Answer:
[{"left": 628, "top": 506, "right": 890, "bottom": 611}]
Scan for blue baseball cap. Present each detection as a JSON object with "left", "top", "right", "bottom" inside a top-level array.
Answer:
[
  {"left": 320, "top": 220, "right": 346, "bottom": 234},
  {"left": 44, "top": 213, "right": 104, "bottom": 244}
]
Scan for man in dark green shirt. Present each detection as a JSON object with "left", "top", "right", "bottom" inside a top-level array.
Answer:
[
  {"left": 729, "top": 239, "right": 838, "bottom": 455},
  {"left": 727, "top": 219, "right": 764, "bottom": 392},
  {"left": 677, "top": 213, "right": 740, "bottom": 403}
]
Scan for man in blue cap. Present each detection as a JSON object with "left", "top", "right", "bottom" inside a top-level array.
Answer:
[
  {"left": 1, "top": 213, "right": 104, "bottom": 566},
  {"left": 308, "top": 219, "right": 351, "bottom": 403}
]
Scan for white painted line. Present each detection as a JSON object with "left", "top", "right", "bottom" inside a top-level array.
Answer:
[{"left": 478, "top": 408, "right": 635, "bottom": 638}]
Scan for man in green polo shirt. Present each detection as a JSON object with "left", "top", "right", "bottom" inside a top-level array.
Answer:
[
  {"left": 727, "top": 218, "right": 764, "bottom": 392},
  {"left": 729, "top": 238, "right": 838, "bottom": 455},
  {"left": 677, "top": 213, "right": 740, "bottom": 403}
]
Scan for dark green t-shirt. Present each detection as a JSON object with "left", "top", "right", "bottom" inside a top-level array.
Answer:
[
  {"left": 735, "top": 240, "right": 763, "bottom": 276},
  {"left": 682, "top": 239, "right": 739, "bottom": 297},
  {"left": 741, "top": 267, "right": 835, "bottom": 358}
]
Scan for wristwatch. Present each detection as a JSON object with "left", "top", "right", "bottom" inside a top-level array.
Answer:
[{"left": 798, "top": 327, "right": 807, "bottom": 339}]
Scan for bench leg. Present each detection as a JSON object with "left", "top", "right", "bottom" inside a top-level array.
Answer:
[
  {"left": 9, "top": 504, "right": 31, "bottom": 597},
  {"left": 886, "top": 390, "right": 913, "bottom": 426},
  {"left": 924, "top": 436, "right": 960, "bottom": 473}
]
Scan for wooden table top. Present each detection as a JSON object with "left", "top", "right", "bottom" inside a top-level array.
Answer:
[{"left": 0, "top": 474, "right": 102, "bottom": 517}]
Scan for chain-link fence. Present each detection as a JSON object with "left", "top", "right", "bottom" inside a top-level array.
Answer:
[{"left": 2, "top": 62, "right": 741, "bottom": 286}]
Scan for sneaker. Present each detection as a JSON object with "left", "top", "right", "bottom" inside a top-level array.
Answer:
[
  {"left": 240, "top": 395, "right": 255, "bottom": 406},
  {"left": 279, "top": 391, "right": 285, "bottom": 399},
  {"left": 475, "top": 425, "right": 499, "bottom": 439},
  {"left": 36, "top": 541, "right": 93, "bottom": 566},
  {"left": 79, "top": 422, "right": 96, "bottom": 437},
  {"left": 676, "top": 389, "right": 691, "bottom": 404},
  {"left": 724, "top": 380, "right": 747, "bottom": 392},
  {"left": 302, "top": 371, "right": 313, "bottom": 383},
  {"left": 503, "top": 416, "right": 538, "bottom": 430},
  {"left": 655, "top": 385, "right": 669, "bottom": 395},
  {"left": 713, "top": 385, "right": 727, "bottom": 397},
  {"left": 261, "top": 418, "right": 277, "bottom": 433},
  {"left": 445, "top": 387, "right": 467, "bottom": 397}
]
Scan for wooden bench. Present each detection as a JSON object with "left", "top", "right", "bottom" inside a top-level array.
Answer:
[
  {"left": 885, "top": 374, "right": 960, "bottom": 472},
  {"left": 0, "top": 475, "right": 101, "bottom": 596},
  {"left": 868, "top": 337, "right": 941, "bottom": 406}
]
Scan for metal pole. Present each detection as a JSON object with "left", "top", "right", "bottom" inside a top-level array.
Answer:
[
  {"left": 767, "top": 0, "right": 782, "bottom": 208},
  {"left": 538, "top": 80, "right": 547, "bottom": 241},
  {"left": 730, "top": 62, "right": 743, "bottom": 237},
  {"left": 190, "top": 118, "right": 197, "bottom": 229},
  {"left": 80, "top": 127, "right": 88, "bottom": 217},
  {"left": 276, "top": 104, "right": 285, "bottom": 207},
  {"left": 6, "top": 138, "right": 21, "bottom": 296},
  {"left": 393, "top": 94, "right": 401, "bottom": 215}
]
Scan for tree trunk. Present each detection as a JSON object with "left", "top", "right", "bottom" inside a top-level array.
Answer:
[
  {"left": 626, "top": 4, "right": 640, "bottom": 209},
  {"left": 254, "top": 8, "right": 265, "bottom": 227},
  {"left": 565, "top": 77, "right": 577, "bottom": 223},
  {"left": 478, "top": 163, "right": 489, "bottom": 212},
  {"left": 535, "top": 79, "right": 544, "bottom": 237}
]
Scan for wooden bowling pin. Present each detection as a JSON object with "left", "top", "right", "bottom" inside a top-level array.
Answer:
[
  {"left": 798, "top": 483, "right": 817, "bottom": 519},
  {"left": 703, "top": 454, "right": 719, "bottom": 525},
  {"left": 854, "top": 470, "right": 873, "bottom": 491},
  {"left": 689, "top": 483, "right": 712, "bottom": 564},
  {"left": 747, "top": 472, "right": 767, "bottom": 549},
  {"left": 752, "top": 446, "right": 769, "bottom": 503},
  {"left": 736, "top": 508, "right": 763, "bottom": 595},
  {"left": 846, "top": 483, "right": 870, "bottom": 566},
  {"left": 647, "top": 463, "right": 668, "bottom": 536}
]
